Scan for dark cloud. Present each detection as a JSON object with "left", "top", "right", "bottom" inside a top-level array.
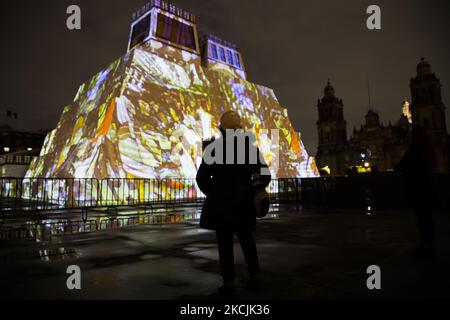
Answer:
[{"left": 0, "top": 0, "right": 449, "bottom": 154}]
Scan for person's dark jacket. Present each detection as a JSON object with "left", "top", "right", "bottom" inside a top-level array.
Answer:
[
  {"left": 395, "top": 127, "right": 436, "bottom": 204},
  {"left": 196, "top": 131, "right": 271, "bottom": 232}
]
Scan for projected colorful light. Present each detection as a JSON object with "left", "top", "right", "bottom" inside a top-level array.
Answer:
[
  {"left": 24, "top": 2, "right": 318, "bottom": 205},
  {"left": 26, "top": 40, "right": 318, "bottom": 180}
]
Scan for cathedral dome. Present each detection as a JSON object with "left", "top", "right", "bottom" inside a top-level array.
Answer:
[{"left": 417, "top": 57, "right": 431, "bottom": 77}]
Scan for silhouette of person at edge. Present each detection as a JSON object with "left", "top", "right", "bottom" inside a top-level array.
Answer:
[
  {"left": 395, "top": 126, "right": 436, "bottom": 259},
  {"left": 196, "top": 111, "right": 271, "bottom": 296}
]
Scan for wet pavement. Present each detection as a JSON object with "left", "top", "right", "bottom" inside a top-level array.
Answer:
[{"left": 1, "top": 206, "right": 450, "bottom": 300}]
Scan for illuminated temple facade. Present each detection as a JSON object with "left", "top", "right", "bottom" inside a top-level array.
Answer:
[{"left": 26, "top": 0, "right": 319, "bottom": 182}]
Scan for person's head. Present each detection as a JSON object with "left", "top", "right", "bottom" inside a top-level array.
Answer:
[{"left": 219, "top": 111, "right": 242, "bottom": 134}]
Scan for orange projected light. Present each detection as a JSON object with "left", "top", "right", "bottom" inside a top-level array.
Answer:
[
  {"left": 26, "top": 40, "right": 318, "bottom": 181},
  {"left": 25, "top": 2, "right": 318, "bottom": 205}
]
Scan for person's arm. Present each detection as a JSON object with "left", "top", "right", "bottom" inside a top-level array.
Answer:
[{"left": 196, "top": 162, "right": 213, "bottom": 196}]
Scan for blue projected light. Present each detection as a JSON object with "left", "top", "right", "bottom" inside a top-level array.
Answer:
[
  {"left": 211, "top": 44, "right": 218, "bottom": 59},
  {"left": 219, "top": 47, "right": 226, "bottom": 62},
  {"left": 227, "top": 49, "right": 234, "bottom": 65},
  {"left": 204, "top": 34, "right": 245, "bottom": 72},
  {"left": 234, "top": 53, "right": 241, "bottom": 68}
]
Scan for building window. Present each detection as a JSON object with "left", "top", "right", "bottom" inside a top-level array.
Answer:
[
  {"left": 234, "top": 53, "right": 241, "bottom": 68},
  {"left": 227, "top": 49, "right": 234, "bottom": 65},
  {"left": 219, "top": 47, "right": 226, "bottom": 62},
  {"left": 130, "top": 14, "right": 151, "bottom": 49},
  {"left": 156, "top": 13, "right": 196, "bottom": 50},
  {"left": 210, "top": 44, "right": 218, "bottom": 60}
]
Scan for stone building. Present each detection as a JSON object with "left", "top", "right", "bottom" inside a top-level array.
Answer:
[
  {"left": 315, "top": 81, "right": 358, "bottom": 175},
  {"left": 316, "top": 58, "right": 449, "bottom": 175},
  {"left": 348, "top": 109, "right": 410, "bottom": 172},
  {"left": 0, "top": 126, "right": 47, "bottom": 155},
  {"left": 409, "top": 58, "right": 449, "bottom": 172},
  {"left": 0, "top": 126, "right": 47, "bottom": 177}
]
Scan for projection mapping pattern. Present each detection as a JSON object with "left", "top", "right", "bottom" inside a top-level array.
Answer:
[{"left": 24, "top": 39, "right": 318, "bottom": 205}]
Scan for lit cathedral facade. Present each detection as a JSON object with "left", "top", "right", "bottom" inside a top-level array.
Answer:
[{"left": 316, "top": 58, "right": 449, "bottom": 175}]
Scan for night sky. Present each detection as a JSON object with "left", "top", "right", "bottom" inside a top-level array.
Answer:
[{"left": 1, "top": 0, "right": 449, "bottom": 154}]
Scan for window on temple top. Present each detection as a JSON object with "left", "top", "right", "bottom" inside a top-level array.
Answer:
[
  {"left": 156, "top": 13, "right": 196, "bottom": 50},
  {"left": 210, "top": 44, "right": 218, "bottom": 60},
  {"left": 130, "top": 14, "right": 151, "bottom": 49},
  {"left": 227, "top": 50, "right": 234, "bottom": 65},
  {"left": 219, "top": 47, "right": 226, "bottom": 62},
  {"left": 234, "top": 53, "right": 241, "bottom": 68}
]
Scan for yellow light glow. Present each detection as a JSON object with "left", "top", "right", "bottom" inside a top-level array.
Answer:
[
  {"left": 25, "top": 42, "right": 319, "bottom": 180},
  {"left": 402, "top": 99, "right": 413, "bottom": 124},
  {"left": 320, "top": 165, "right": 331, "bottom": 175},
  {"left": 356, "top": 165, "right": 372, "bottom": 174}
]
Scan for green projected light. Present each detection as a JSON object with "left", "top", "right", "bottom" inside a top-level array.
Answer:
[{"left": 24, "top": 1, "right": 318, "bottom": 204}]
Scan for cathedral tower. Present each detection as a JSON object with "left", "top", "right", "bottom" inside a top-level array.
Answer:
[
  {"left": 316, "top": 81, "right": 349, "bottom": 175},
  {"left": 410, "top": 58, "right": 449, "bottom": 172}
]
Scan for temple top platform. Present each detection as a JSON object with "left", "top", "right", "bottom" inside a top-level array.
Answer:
[{"left": 128, "top": 1, "right": 246, "bottom": 78}]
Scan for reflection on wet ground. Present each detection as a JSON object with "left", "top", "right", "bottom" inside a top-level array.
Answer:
[
  {"left": 38, "top": 247, "right": 79, "bottom": 261},
  {"left": 2, "top": 208, "right": 449, "bottom": 300},
  {"left": 1, "top": 211, "right": 201, "bottom": 242},
  {"left": 0, "top": 204, "right": 285, "bottom": 242}
]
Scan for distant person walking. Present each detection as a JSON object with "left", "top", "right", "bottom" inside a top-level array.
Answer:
[
  {"left": 196, "top": 111, "right": 271, "bottom": 295},
  {"left": 396, "top": 126, "right": 436, "bottom": 259}
]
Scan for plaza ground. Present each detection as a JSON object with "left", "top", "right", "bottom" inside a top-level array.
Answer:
[{"left": 1, "top": 205, "right": 449, "bottom": 300}]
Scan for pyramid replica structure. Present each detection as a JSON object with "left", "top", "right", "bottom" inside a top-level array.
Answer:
[{"left": 25, "top": 1, "right": 318, "bottom": 205}]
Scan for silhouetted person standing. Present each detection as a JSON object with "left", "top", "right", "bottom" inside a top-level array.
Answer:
[
  {"left": 196, "top": 111, "right": 271, "bottom": 295},
  {"left": 396, "top": 126, "right": 436, "bottom": 259}
]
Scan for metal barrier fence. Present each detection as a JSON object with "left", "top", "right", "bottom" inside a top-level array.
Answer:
[
  {"left": 0, "top": 178, "right": 303, "bottom": 213},
  {"left": 300, "top": 174, "right": 450, "bottom": 210},
  {"left": 2, "top": 174, "right": 447, "bottom": 214}
]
